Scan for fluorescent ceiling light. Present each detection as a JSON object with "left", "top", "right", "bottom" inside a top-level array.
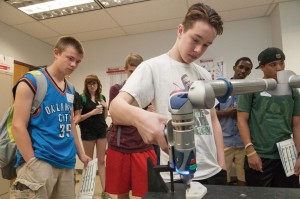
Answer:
[
  {"left": 19, "top": 0, "right": 95, "bottom": 14},
  {"left": 99, "top": 0, "right": 147, "bottom": 8},
  {"left": 5, "top": 0, "right": 149, "bottom": 20}
]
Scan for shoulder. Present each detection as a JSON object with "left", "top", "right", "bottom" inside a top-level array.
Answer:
[
  {"left": 23, "top": 70, "right": 44, "bottom": 85},
  {"left": 66, "top": 80, "right": 75, "bottom": 94},
  {"left": 292, "top": 88, "right": 300, "bottom": 98},
  {"left": 101, "top": 94, "right": 106, "bottom": 100},
  {"left": 13, "top": 69, "right": 44, "bottom": 96},
  {"left": 110, "top": 84, "right": 119, "bottom": 92},
  {"left": 140, "top": 54, "right": 169, "bottom": 68},
  {"left": 192, "top": 63, "right": 212, "bottom": 80},
  {"left": 238, "top": 92, "right": 255, "bottom": 100}
]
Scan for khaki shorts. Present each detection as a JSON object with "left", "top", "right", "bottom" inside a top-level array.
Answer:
[
  {"left": 224, "top": 146, "right": 246, "bottom": 182},
  {"left": 11, "top": 157, "right": 75, "bottom": 199}
]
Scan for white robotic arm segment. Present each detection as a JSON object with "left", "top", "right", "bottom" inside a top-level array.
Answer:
[{"left": 188, "top": 78, "right": 277, "bottom": 109}]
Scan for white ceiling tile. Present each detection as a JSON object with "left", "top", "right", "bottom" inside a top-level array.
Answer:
[
  {"left": 106, "top": 0, "right": 188, "bottom": 26},
  {"left": 188, "top": 0, "right": 273, "bottom": 11},
  {"left": 40, "top": 10, "right": 119, "bottom": 35},
  {"left": 13, "top": 22, "right": 60, "bottom": 38},
  {"left": 70, "top": 28, "right": 126, "bottom": 42},
  {"left": 123, "top": 18, "right": 181, "bottom": 34},
  {"left": 40, "top": 37, "right": 62, "bottom": 46},
  {"left": 274, "top": 0, "right": 296, "bottom": 2},
  {"left": 220, "top": 5, "right": 270, "bottom": 22},
  {"left": 0, "top": 1, "right": 35, "bottom": 25},
  {"left": 0, "top": 0, "right": 296, "bottom": 43}
]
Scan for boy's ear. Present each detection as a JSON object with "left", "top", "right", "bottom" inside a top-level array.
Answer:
[
  {"left": 178, "top": 24, "right": 184, "bottom": 38},
  {"left": 54, "top": 48, "right": 59, "bottom": 57}
]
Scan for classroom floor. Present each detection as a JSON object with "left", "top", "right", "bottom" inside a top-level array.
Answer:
[
  {"left": 10, "top": 173, "right": 140, "bottom": 199},
  {"left": 75, "top": 173, "right": 140, "bottom": 199}
]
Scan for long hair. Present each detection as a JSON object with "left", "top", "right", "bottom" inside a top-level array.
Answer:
[{"left": 83, "top": 74, "right": 102, "bottom": 102}]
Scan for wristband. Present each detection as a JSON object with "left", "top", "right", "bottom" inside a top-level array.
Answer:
[
  {"left": 246, "top": 151, "right": 257, "bottom": 157},
  {"left": 245, "top": 143, "right": 253, "bottom": 150}
]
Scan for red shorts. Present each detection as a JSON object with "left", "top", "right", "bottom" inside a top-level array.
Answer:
[{"left": 105, "top": 148, "right": 157, "bottom": 197}]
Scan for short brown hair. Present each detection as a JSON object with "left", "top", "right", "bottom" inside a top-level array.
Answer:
[
  {"left": 55, "top": 36, "right": 84, "bottom": 56},
  {"left": 125, "top": 53, "right": 143, "bottom": 69},
  {"left": 182, "top": 3, "right": 223, "bottom": 35}
]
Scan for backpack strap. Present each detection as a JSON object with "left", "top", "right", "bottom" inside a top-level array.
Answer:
[
  {"left": 81, "top": 94, "right": 87, "bottom": 106},
  {"left": 66, "top": 79, "right": 75, "bottom": 95},
  {"left": 82, "top": 93, "right": 104, "bottom": 106},
  {"left": 117, "top": 126, "right": 121, "bottom": 146},
  {"left": 115, "top": 82, "right": 124, "bottom": 147},
  {"left": 27, "top": 70, "right": 47, "bottom": 115}
]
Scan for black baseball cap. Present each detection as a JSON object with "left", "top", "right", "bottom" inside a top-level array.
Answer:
[{"left": 255, "top": 47, "right": 285, "bottom": 69}]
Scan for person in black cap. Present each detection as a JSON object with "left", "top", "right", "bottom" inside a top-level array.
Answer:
[{"left": 237, "top": 47, "right": 300, "bottom": 187}]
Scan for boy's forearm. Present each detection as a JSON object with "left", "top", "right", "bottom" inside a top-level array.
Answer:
[{"left": 13, "top": 126, "right": 35, "bottom": 162}]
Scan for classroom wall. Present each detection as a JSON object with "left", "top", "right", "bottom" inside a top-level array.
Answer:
[
  {"left": 70, "top": 17, "right": 272, "bottom": 101},
  {"left": 0, "top": 21, "right": 53, "bottom": 66},
  {"left": 279, "top": 0, "right": 300, "bottom": 73},
  {"left": 270, "top": 4, "right": 283, "bottom": 50}
]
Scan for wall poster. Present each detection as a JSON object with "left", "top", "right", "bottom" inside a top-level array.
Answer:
[
  {"left": 0, "top": 54, "right": 14, "bottom": 74},
  {"left": 199, "top": 58, "right": 226, "bottom": 80}
]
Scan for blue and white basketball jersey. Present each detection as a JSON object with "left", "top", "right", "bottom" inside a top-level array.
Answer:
[{"left": 16, "top": 68, "right": 77, "bottom": 168}]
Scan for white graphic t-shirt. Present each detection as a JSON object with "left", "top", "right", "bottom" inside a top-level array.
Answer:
[{"left": 122, "top": 53, "right": 221, "bottom": 181}]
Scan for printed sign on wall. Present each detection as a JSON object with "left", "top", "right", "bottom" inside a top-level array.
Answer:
[
  {"left": 199, "top": 58, "right": 226, "bottom": 80},
  {"left": 0, "top": 55, "right": 14, "bottom": 74}
]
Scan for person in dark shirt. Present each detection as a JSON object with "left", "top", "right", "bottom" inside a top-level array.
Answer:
[
  {"left": 78, "top": 75, "right": 110, "bottom": 199},
  {"left": 106, "top": 53, "right": 157, "bottom": 199},
  {"left": 216, "top": 57, "right": 253, "bottom": 185}
]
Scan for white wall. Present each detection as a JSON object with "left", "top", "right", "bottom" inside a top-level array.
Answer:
[
  {"left": 0, "top": 21, "right": 53, "bottom": 66},
  {"left": 278, "top": 0, "right": 300, "bottom": 74},
  {"left": 71, "top": 17, "right": 273, "bottom": 101},
  {"left": 204, "top": 17, "right": 272, "bottom": 80},
  {"left": 71, "top": 29, "right": 176, "bottom": 99},
  {"left": 270, "top": 4, "right": 283, "bottom": 50}
]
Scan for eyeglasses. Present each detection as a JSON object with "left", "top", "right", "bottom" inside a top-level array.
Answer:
[{"left": 87, "top": 82, "right": 97, "bottom": 86}]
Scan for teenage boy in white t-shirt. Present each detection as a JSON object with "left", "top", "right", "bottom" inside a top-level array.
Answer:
[{"left": 110, "top": 3, "right": 227, "bottom": 185}]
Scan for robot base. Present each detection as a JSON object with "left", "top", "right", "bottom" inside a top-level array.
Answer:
[
  {"left": 143, "top": 158, "right": 207, "bottom": 199},
  {"left": 186, "top": 182, "right": 207, "bottom": 199}
]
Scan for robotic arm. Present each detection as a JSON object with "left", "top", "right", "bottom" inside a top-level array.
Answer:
[{"left": 165, "top": 70, "right": 299, "bottom": 187}]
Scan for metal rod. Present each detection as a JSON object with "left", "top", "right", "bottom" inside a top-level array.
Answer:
[
  {"left": 289, "top": 75, "right": 300, "bottom": 88},
  {"left": 209, "top": 78, "right": 277, "bottom": 97}
]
